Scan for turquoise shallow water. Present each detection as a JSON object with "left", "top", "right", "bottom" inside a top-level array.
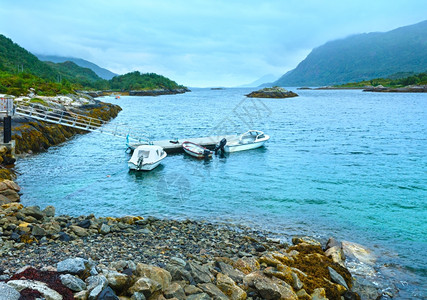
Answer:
[{"left": 16, "top": 88, "right": 426, "bottom": 297}]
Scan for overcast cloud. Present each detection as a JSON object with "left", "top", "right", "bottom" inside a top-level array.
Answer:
[{"left": 0, "top": 0, "right": 426, "bottom": 87}]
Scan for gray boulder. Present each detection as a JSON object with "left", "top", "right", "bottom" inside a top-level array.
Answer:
[
  {"left": 185, "top": 261, "right": 214, "bottom": 284},
  {"left": 0, "top": 282, "right": 20, "bottom": 300},
  {"left": 60, "top": 274, "right": 87, "bottom": 292},
  {"left": 98, "top": 286, "right": 119, "bottom": 300},
  {"left": 21, "top": 206, "right": 44, "bottom": 220},
  {"left": 57, "top": 257, "right": 87, "bottom": 274}
]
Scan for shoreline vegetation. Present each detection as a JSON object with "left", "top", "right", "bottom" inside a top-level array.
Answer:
[{"left": 298, "top": 71, "right": 427, "bottom": 93}]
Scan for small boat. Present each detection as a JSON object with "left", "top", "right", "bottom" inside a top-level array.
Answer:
[
  {"left": 182, "top": 141, "right": 213, "bottom": 158},
  {"left": 115, "top": 95, "right": 120, "bottom": 99},
  {"left": 219, "top": 130, "right": 270, "bottom": 153},
  {"left": 128, "top": 145, "right": 167, "bottom": 171}
]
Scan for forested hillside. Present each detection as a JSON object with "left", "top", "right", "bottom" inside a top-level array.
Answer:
[
  {"left": 275, "top": 20, "right": 427, "bottom": 87},
  {"left": 0, "top": 34, "right": 187, "bottom": 96}
]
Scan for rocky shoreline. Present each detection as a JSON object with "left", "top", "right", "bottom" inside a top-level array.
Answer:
[
  {"left": 298, "top": 85, "right": 427, "bottom": 93},
  {"left": 362, "top": 85, "right": 427, "bottom": 93},
  {"left": 0, "top": 202, "right": 366, "bottom": 300}
]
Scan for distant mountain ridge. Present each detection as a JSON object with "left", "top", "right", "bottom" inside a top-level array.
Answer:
[
  {"left": 36, "top": 54, "right": 117, "bottom": 80},
  {"left": 274, "top": 20, "right": 427, "bottom": 87},
  {"left": 240, "top": 74, "right": 278, "bottom": 87}
]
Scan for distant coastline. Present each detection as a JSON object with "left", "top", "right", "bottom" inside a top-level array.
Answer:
[
  {"left": 298, "top": 85, "right": 427, "bottom": 93},
  {"left": 81, "top": 87, "right": 191, "bottom": 98}
]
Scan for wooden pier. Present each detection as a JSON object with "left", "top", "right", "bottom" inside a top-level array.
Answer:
[{"left": 128, "top": 135, "right": 240, "bottom": 154}]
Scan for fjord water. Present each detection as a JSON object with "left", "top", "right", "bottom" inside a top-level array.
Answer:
[{"left": 17, "top": 88, "right": 426, "bottom": 296}]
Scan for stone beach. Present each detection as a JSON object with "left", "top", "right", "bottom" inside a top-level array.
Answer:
[
  {"left": 0, "top": 201, "right": 364, "bottom": 300},
  {"left": 0, "top": 93, "right": 386, "bottom": 299}
]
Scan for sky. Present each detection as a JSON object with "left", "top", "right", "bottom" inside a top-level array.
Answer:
[{"left": 0, "top": 1, "right": 426, "bottom": 87}]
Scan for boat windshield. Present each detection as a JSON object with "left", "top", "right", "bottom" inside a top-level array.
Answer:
[{"left": 138, "top": 150, "right": 150, "bottom": 158}]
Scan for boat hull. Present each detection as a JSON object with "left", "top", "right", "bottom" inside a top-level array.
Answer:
[
  {"left": 224, "top": 140, "right": 266, "bottom": 153},
  {"left": 128, "top": 160, "right": 162, "bottom": 171},
  {"left": 182, "top": 141, "right": 213, "bottom": 158}
]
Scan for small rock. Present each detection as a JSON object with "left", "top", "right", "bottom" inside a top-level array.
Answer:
[
  {"left": 69, "top": 225, "right": 89, "bottom": 237},
  {"left": 164, "top": 282, "right": 186, "bottom": 299},
  {"left": 73, "top": 290, "right": 89, "bottom": 300},
  {"left": 186, "top": 293, "right": 211, "bottom": 300},
  {"left": 216, "top": 273, "right": 246, "bottom": 300},
  {"left": 325, "top": 246, "right": 345, "bottom": 266},
  {"left": 197, "top": 283, "right": 228, "bottom": 300},
  {"left": 170, "top": 257, "right": 187, "bottom": 267},
  {"left": 58, "top": 231, "right": 72, "bottom": 242},
  {"left": 129, "top": 277, "right": 162, "bottom": 297},
  {"left": 311, "top": 288, "right": 328, "bottom": 300},
  {"left": 135, "top": 263, "right": 172, "bottom": 290},
  {"left": 99, "top": 223, "right": 111, "bottom": 234},
  {"left": 60, "top": 274, "right": 87, "bottom": 292},
  {"left": 43, "top": 205, "right": 55, "bottom": 217},
  {"left": 291, "top": 272, "right": 303, "bottom": 290},
  {"left": 131, "top": 292, "right": 146, "bottom": 300},
  {"left": 20, "top": 206, "right": 44, "bottom": 220},
  {"left": 97, "top": 286, "right": 119, "bottom": 300},
  {"left": 296, "top": 289, "right": 310, "bottom": 299},
  {"left": 86, "top": 274, "right": 108, "bottom": 291},
  {"left": 292, "top": 236, "right": 321, "bottom": 246},
  {"left": 7, "top": 280, "right": 62, "bottom": 300},
  {"left": 77, "top": 219, "right": 92, "bottom": 228},
  {"left": 166, "top": 264, "right": 193, "bottom": 283},
  {"left": 325, "top": 237, "right": 341, "bottom": 250},
  {"left": 106, "top": 270, "right": 130, "bottom": 292},
  {"left": 215, "top": 261, "right": 244, "bottom": 283},
  {"left": 185, "top": 261, "right": 214, "bottom": 284},
  {"left": 184, "top": 285, "right": 202, "bottom": 295},
  {"left": 57, "top": 257, "right": 87, "bottom": 274},
  {"left": 32, "top": 225, "right": 46, "bottom": 237},
  {"left": 244, "top": 271, "right": 297, "bottom": 300},
  {"left": 89, "top": 284, "right": 104, "bottom": 300},
  {"left": 0, "top": 282, "right": 20, "bottom": 300},
  {"left": 328, "top": 266, "right": 349, "bottom": 290}
]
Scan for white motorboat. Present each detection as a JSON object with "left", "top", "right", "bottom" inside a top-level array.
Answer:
[
  {"left": 222, "top": 130, "right": 270, "bottom": 153},
  {"left": 182, "top": 141, "right": 213, "bottom": 159},
  {"left": 128, "top": 145, "right": 167, "bottom": 171}
]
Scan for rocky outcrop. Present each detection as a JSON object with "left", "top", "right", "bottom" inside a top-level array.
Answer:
[
  {"left": 11, "top": 101, "right": 121, "bottom": 154},
  {"left": 246, "top": 87, "right": 298, "bottom": 98}
]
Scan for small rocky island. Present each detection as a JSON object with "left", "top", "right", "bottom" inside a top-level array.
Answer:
[{"left": 246, "top": 87, "right": 298, "bottom": 98}]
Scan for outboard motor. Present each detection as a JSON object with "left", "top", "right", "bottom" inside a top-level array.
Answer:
[
  {"left": 214, "top": 138, "right": 227, "bottom": 155},
  {"left": 203, "top": 149, "right": 212, "bottom": 158}
]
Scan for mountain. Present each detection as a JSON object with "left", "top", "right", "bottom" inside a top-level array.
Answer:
[
  {"left": 0, "top": 34, "right": 59, "bottom": 80},
  {"left": 240, "top": 74, "right": 279, "bottom": 87},
  {"left": 275, "top": 20, "right": 427, "bottom": 87},
  {"left": 36, "top": 54, "right": 117, "bottom": 80},
  {"left": 44, "top": 61, "right": 105, "bottom": 86}
]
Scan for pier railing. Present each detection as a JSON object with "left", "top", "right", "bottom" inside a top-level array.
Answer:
[{"left": 14, "top": 103, "right": 150, "bottom": 144}]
